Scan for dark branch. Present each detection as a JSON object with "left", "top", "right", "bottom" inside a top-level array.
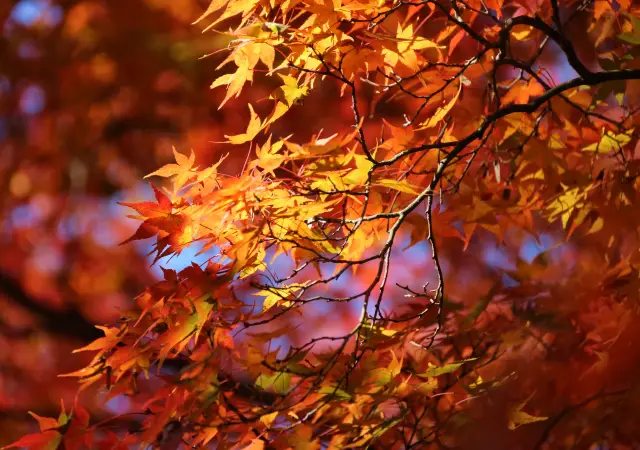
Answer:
[{"left": 0, "top": 271, "right": 102, "bottom": 342}]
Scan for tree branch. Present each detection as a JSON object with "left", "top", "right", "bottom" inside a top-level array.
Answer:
[{"left": 0, "top": 271, "right": 102, "bottom": 342}]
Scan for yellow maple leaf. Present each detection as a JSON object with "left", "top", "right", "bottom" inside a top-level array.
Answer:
[
  {"left": 375, "top": 178, "right": 421, "bottom": 194},
  {"left": 418, "top": 80, "right": 462, "bottom": 129},
  {"left": 508, "top": 394, "right": 548, "bottom": 430},
  {"left": 224, "top": 104, "right": 264, "bottom": 144},
  {"left": 583, "top": 128, "right": 634, "bottom": 153},
  {"left": 145, "top": 147, "right": 194, "bottom": 178},
  {"left": 259, "top": 411, "right": 278, "bottom": 428}
]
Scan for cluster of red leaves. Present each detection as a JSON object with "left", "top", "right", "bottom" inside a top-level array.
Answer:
[{"left": 6, "top": 400, "right": 91, "bottom": 450}]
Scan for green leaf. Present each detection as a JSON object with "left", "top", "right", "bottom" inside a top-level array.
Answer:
[
  {"left": 508, "top": 410, "right": 548, "bottom": 430},
  {"left": 416, "top": 378, "right": 438, "bottom": 395},
  {"left": 508, "top": 395, "right": 548, "bottom": 430},
  {"left": 255, "top": 374, "right": 272, "bottom": 390},
  {"left": 256, "top": 372, "right": 291, "bottom": 395},
  {"left": 367, "top": 368, "right": 393, "bottom": 386},
  {"left": 264, "top": 21, "right": 289, "bottom": 35},
  {"left": 319, "top": 385, "right": 352, "bottom": 400},
  {"left": 417, "top": 358, "right": 477, "bottom": 378},
  {"left": 273, "top": 372, "right": 291, "bottom": 395}
]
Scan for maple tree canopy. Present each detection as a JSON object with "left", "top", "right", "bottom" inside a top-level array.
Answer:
[{"left": 6, "top": 0, "right": 640, "bottom": 449}]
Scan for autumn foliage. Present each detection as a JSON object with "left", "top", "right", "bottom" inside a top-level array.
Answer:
[{"left": 6, "top": 0, "right": 640, "bottom": 448}]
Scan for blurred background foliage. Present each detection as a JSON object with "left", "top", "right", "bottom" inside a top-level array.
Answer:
[{"left": 0, "top": 0, "right": 243, "bottom": 443}]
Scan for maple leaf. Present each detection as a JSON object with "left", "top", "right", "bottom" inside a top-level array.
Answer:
[
  {"left": 145, "top": 148, "right": 202, "bottom": 192},
  {"left": 5, "top": 401, "right": 75, "bottom": 450},
  {"left": 545, "top": 185, "right": 590, "bottom": 230},
  {"left": 4, "top": 430, "right": 63, "bottom": 450},
  {"left": 259, "top": 411, "right": 278, "bottom": 428},
  {"left": 417, "top": 358, "right": 478, "bottom": 378},
  {"left": 276, "top": 74, "right": 309, "bottom": 107},
  {"left": 146, "top": 147, "right": 194, "bottom": 179},
  {"left": 28, "top": 412, "right": 60, "bottom": 432},
  {"left": 256, "top": 371, "right": 291, "bottom": 394},
  {"left": 583, "top": 128, "right": 634, "bottom": 153},
  {"left": 373, "top": 22, "right": 443, "bottom": 72},
  {"left": 263, "top": 75, "right": 310, "bottom": 128},
  {"left": 224, "top": 104, "right": 264, "bottom": 144},
  {"left": 156, "top": 298, "right": 215, "bottom": 365},
  {"left": 375, "top": 178, "right": 421, "bottom": 194},
  {"left": 71, "top": 325, "right": 122, "bottom": 358},
  {"left": 417, "top": 80, "right": 462, "bottom": 129},
  {"left": 507, "top": 395, "right": 548, "bottom": 430},
  {"left": 256, "top": 283, "right": 305, "bottom": 312},
  {"left": 254, "top": 135, "right": 286, "bottom": 175},
  {"left": 120, "top": 184, "right": 172, "bottom": 219}
]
